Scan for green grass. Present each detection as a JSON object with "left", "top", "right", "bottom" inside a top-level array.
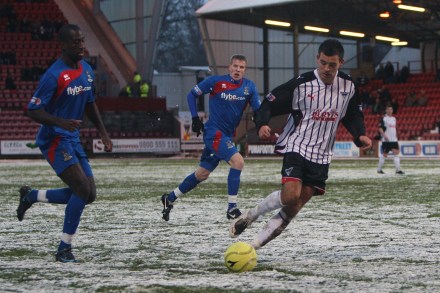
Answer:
[{"left": 0, "top": 157, "right": 439, "bottom": 292}]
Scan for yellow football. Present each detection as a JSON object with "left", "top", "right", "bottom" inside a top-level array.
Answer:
[{"left": 224, "top": 241, "right": 257, "bottom": 273}]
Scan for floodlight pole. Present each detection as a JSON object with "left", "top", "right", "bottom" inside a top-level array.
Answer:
[
  {"left": 263, "top": 27, "right": 269, "bottom": 95},
  {"left": 293, "top": 24, "right": 299, "bottom": 77}
]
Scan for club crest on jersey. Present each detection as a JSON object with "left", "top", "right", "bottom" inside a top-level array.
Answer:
[
  {"left": 86, "top": 71, "right": 93, "bottom": 82},
  {"left": 221, "top": 83, "right": 227, "bottom": 89},
  {"left": 30, "top": 96, "right": 41, "bottom": 105},
  {"left": 62, "top": 151, "right": 72, "bottom": 161},
  {"left": 63, "top": 74, "right": 70, "bottom": 81},
  {"left": 340, "top": 91, "right": 349, "bottom": 99},
  {"left": 243, "top": 87, "right": 249, "bottom": 95}
]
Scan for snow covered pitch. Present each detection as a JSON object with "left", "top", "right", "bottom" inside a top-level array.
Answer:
[{"left": 1, "top": 157, "right": 439, "bottom": 292}]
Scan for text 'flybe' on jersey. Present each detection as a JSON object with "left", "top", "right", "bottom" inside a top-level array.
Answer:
[{"left": 220, "top": 92, "right": 246, "bottom": 101}]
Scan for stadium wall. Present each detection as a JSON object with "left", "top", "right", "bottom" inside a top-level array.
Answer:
[{"left": 2, "top": 140, "right": 439, "bottom": 158}]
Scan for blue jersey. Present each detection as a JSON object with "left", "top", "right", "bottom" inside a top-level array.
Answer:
[
  {"left": 191, "top": 74, "right": 261, "bottom": 137},
  {"left": 28, "top": 59, "right": 95, "bottom": 146}
]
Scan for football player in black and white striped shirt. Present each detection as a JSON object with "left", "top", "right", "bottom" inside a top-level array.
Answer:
[
  {"left": 377, "top": 105, "right": 405, "bottom": 174},
  {"left": 229, "top": 39, "right": 372, "bottom": 249}
]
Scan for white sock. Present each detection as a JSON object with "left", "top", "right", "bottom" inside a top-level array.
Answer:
[
  {"left": 377, "top": 156, "right": 385, "bottom": 171},
  {"left": 251, "top": 210, "right": 291, "bottom": 249},
  {"left": 37, "top": 190, "right": 48, "bottom": 203},
  {"left": 173, "top": 187, "right": 183, "bottom": 198},
  {"left": 394, "top": 156, "right": 401, "bottom": 171},
  {"left": 228, "top": 195, "right": 237, "bottom": 204},
  {"left": 248, "top": 190, "right": 284, "bottom": 220},
  {"left": 61, "top": 233, "right": 73, "bottom": 245}
]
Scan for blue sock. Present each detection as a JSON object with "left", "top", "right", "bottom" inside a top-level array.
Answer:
[
  {"left": 58, "top": 240, "right": 71, "bottom": 251},
  {"left": 168, "top": 192, "right": 177, "bottom": 202},
  {"left": 228, "top": 168, "right": 241, "bottom": 195},
  {"left": 228, "top": 202, "right": 238, "bottom": 210},
  {"left": 63, "top": 194, "right": 86, "bottom": 235},
  {"left": 27, "top": 188, "right": 72, "bottom": 204},
  {"left": 27, "top": 190, "right": 38, "bottom": 203},
  {"left": 227, "top": 168, "right": 241, "bottom": 210},
  {"left": 169, "top": 173, "right": 200, "bottom": 202},
  {"left": 47, "top": 188, "right": 73, "bottom": 204}
]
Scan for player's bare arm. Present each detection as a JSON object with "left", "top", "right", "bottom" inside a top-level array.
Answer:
[
  {"left": 28, "top": 108, "right": 82, "bottom": 132},
  {"left": 85, "top": 102, "right": 113, "bottom": 152}
]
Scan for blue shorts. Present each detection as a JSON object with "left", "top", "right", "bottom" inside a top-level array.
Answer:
[
  {"left": 199, "top": 130, "right": 238, "bottom": 172},
  {"left": 39, "top": 137, "right": 93, "bottom": 177}
]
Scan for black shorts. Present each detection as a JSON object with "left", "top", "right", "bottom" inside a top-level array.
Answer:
[
  {"left": 381, "top": 142, "right": 399, "bottom": 154},
  {"left": 281, "top": 152, "right": 329, "bottom": 195}
]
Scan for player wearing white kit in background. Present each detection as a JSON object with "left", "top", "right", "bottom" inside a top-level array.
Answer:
[{"left": 377, "top": 105, "right": 405, "bottom": 174}]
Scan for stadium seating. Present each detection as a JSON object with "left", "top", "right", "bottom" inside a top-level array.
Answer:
[
  {"left": 0, "top": 0, "right": 64, "bottom": 141},
  {"left": 336, "top": 73, "right": 440, "bottom": 142},
  {"left": 1, "top": 0, "right": 438, "bottom": 147},
  {"left": 251, "top": 74, "right": 440, "bottom": 145},
  {"left": 0, "top": 0, "right": 173, "bottom": 146}
]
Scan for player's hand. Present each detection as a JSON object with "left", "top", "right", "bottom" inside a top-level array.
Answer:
[
  {"left": 101, "top": 136, "right": 113, "bottom": 152},
  {"left": 60, "top": 119, "right": 82, "bottom": 132},
  {"left": 192, "top": 117, "right": 204, "bottom": 137},
  {"left": 258, "top": 125, "right": 271, "bottom": 139}
]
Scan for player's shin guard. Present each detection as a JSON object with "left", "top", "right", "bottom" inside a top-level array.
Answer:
[
  {"left": 377, "top": 156, "right": 385, "bottom": 171},
  {"left": 227, "top": 168, "right": 241, "bottom": 195},
  {"left": 248, "top": 190, "right": 284, "bottom": 220},
  {"left": 169, "top": 172, "right": 201, "bottom": 202},
  {"left": 40, "top": 188, "right": 72, "bottom": 204},
  {"left": 393, "top": 156, "right": 401, "bottom": 171},
  {"left": 62, "top": 194, "right": 86, "bottom": 237},
  {"left": 251, "top": 210, "right": 292, "bottom": 249}
]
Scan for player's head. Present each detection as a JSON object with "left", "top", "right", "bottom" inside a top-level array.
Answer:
[
  {"left": 316, "top": 39, "right": 344, "bottom": 85},
  {"left": 385, "top": 105, "right": 393, "bottom": 115},
  {"left": 228, "top": 54, "right": 247, "bottom": 81},
  {"left": 59, "top": 24, "right": 85, "bottom": 64}
]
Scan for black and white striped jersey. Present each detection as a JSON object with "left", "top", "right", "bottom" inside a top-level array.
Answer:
[{"left": 254, "top": 69, "right": 366, "bottom": 164}]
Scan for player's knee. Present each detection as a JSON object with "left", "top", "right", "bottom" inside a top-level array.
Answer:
[
  {"left": 230, "top": 153, "right": 244, "bottom": 170},
  {"left": 283, "top": 194, "right": 300, "bottom": 206},
  {"left": 195, "top": 168, "right": 210, "bottom": 181},
  {"left": 196, "top": 172, "right": 210, "bottom": 181},
  {"left": 87, "top": 189, "right": 97, "bottom": 204},
  {"left": 281, "top": 186, "right": 301, "bottom": 206},
  {"left": 74, "top": 182, "right": 95, "bottom": 204}
]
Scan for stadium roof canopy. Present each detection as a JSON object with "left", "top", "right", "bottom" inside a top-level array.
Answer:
[{"left": 196, "top": 0, "right": 440, "bottom": 48}]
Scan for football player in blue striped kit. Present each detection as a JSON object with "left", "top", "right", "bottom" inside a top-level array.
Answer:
[
  {"left": 161, "top": 54, "right": 261, "bottom": 222},
  {"left": 16, "top": 24, "right": 113, "bottom": 262},
  {"left": 230, "top": 39, "right": 372, "bottom": 249}
]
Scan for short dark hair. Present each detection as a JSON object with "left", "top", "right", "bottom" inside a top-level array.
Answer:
[
  {"left": 318, "top": 39, "right": 344, "bottom": 59},
  {"left": 230, "top": 54, "right": 247, "bottom": 63},
  {"left": 58, "top": 24, "right": 81, "bottom": 42}
]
